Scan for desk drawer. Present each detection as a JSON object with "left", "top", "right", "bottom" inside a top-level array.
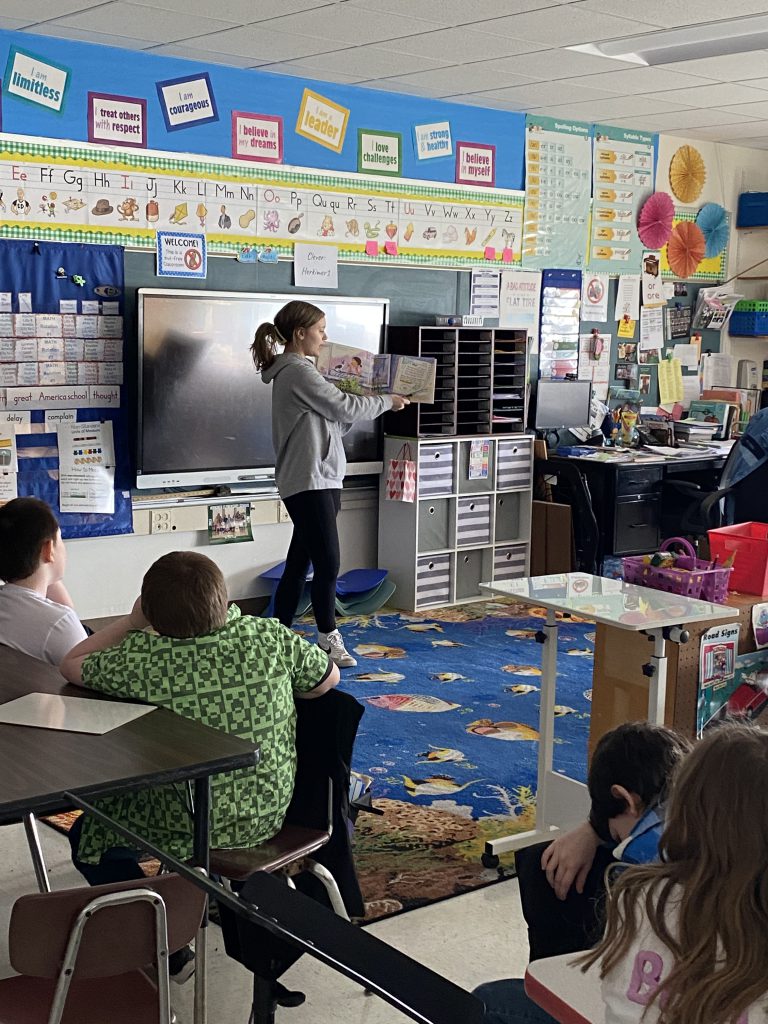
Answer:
[
  {"left": 615, "top": 466, "right": 663, "bottom": 496},
  {"left": 614, "top": 495, "right": 660, "bottom": 555}
]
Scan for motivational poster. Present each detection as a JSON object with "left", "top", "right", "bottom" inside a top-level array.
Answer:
[
  {"left": 295, "top": 89, "right": 349, "bottom": 153},
  {"left": 4, "top": 47, "right": 69, "bottom": 113},
  {"left": 232, "top": 111, "right": 282, "bottom": 163},
  {"left": 88, "top": 92, "right": 147, "bottom": 149},
  {"left": 414, "top": 121, "right": 452, "bottom": 161},
  {"left": 156, "top": 72, "right": 218, "bottom": 132},
  {"left": 358, "top": 129, "right": 401, "bottom": 176},
  {"left": 455, "top": 142, "right": 495, "bottom": 187}
]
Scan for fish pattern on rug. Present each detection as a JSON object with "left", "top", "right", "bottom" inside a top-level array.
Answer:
[{"left": 302, "top": 599, "right": 594, "bottom": 921}]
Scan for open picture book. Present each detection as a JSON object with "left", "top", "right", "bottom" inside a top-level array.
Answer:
[{"left": 317, "top": 342, "right": 437, "bottom": 403}]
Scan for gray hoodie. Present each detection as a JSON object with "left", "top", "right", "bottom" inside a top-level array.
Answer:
[{"left": 262, "top": 352, "right": 394, "bottom": 499}]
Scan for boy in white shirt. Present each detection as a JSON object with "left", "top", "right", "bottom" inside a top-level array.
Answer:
[{"left": 0, "top": 497, "right": 87, "bottom": 664}]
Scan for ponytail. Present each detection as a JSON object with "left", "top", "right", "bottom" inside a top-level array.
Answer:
[
  {"left": 251, "top": 322, "right": 282, "bottom": 371},
  {"left": 251, "top": 300, "right": 325, "bottom": 372}
]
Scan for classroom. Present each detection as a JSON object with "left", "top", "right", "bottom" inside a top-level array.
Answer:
[{"left": 1, "top": 5, "right": 768, "bottom": 1024}]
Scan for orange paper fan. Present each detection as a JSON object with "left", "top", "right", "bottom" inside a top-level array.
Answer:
[
  {"left": 669, "top": 144, "right": 706, "bottom": 203},
  {"left": 666, "top": 220, "right": 706, "bottom": 278}
]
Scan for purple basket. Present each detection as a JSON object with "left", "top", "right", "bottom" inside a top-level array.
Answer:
[{"left": 622, "top": 537, "right": 731, "bottom": 602}]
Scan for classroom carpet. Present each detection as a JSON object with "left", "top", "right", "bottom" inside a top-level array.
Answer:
[
  {"left": 296, "top": 598, "right": 594, "bottom": 922},
  {"left": 44, "top": 599, "right": 594, "bottom": 924}
]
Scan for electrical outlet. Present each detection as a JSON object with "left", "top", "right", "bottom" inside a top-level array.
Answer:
[
  {"left": 150, "top": 510, "right": 173, "bottom": 533},
  {"left": 278, "top": 502, "right": 292, "bottom": 524}
]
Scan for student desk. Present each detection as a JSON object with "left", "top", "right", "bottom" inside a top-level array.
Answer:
[
  {"left": 546, "top": 443, "right": 731, "bottom": 562},
  {"left": 0, "top": 644, "right": 260, "bottom": 1024},
  {"left": 525, "top": 954, "right": 604, "bottom": 1024},
  {"left": 479, "top": 574, "right": 731, "bottom": 863}
]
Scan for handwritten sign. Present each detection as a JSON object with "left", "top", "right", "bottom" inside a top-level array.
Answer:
[{"left": 294, "top": 243, "right": 338, "bottom": 289}]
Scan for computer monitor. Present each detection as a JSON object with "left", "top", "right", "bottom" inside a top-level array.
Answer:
[{"left": 534, "top": 380, "right": 592, "bottom": 430}]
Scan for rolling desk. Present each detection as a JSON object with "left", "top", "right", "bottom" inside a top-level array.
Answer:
[{"left": 546, "top": 443, "right": 732, "bottom": 563}]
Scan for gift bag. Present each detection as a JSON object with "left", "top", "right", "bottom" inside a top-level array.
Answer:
[{"left": 385, "top": 443, "right": 416, "bottom": 502}]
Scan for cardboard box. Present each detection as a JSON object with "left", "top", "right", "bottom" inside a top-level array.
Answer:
[{"left": 532, "top": 501, "right": 573, "bottom": 575}]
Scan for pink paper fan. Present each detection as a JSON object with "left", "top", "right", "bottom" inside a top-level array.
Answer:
[{"left": 637, "top": 192, "right": 675, "bottom": 249}]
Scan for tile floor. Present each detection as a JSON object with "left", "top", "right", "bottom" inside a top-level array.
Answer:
[{"left": 0, "top": 822, "right": 530, "bottom": 1023}]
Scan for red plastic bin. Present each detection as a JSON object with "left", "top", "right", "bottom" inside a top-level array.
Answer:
[{"left": 708, "top": 522, "right": 768, "bottom": 596}]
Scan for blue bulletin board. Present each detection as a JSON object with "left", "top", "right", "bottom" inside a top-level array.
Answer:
[{"left": 0, "top": 239, "right": 132, "bottom": 538}]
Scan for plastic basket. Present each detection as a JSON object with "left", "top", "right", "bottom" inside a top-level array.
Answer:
[
  {"left": 729, "top": 310, "right": 768, "bottom": 336},
  {"left": 622, "top": 537, "right": 731, "bottom": 602},
  {"left": 708, "top": 522, "right": 768, "bottom": 596}
]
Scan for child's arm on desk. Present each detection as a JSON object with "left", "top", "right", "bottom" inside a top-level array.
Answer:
[{"left": 60, "top": 597, "right": 148, "bottom": 685}]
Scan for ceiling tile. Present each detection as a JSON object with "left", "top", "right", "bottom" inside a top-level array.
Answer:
[
  {"left": 255, "top": 6, "right": 442, "bottom": 45},
  {"left": 655, "top": 50, "right": 768, "bottom": 81},
  {"left": 535, "top": 95, "right": 692, "bottom": 119},
  {"left": 720, "top": 100, "right": 768, "bottom": 119},
  {"left": 653, "top": 82, "right": 768, "bottom": 107},
  {"left": 134, "top": 0, "right": 331, "bottom": 17},
  {"left": 733, "top": 78, "right": 768, "bottom": 93},
  {"left": 346, "top": 0, "right": 569, "bottom": 24},
  {"left": 579, "top": 0, "right": 768, "bottom": 28},
  {"left": 463, "top": 80, "right": 619, "bottom": 109},
  {"left": 723, "top": 136, "right": 768, "bottom": 149},
  {"left": 367, "top": 64, "right": 537, "bottom": 95},
  {"left": 475, "top": 8, "right": 657, "bottom": 46},
  {"left": 28, "top": 23, "right": 152, "bottom": 49},
  {"left": 606, "top": 108, "right": 758, "bottom": 130},
  {"left": 554, "top": 66, "right": 713, "bottom": 94},
  {"left": 377, "top": 28, "right": 543, "bottom": 62},
  {"left": 178, "top": 25, "right": 335, "bottom": 60},
  {"left": 260, "top": 63, "right": 363, "bottom": 84},
  {"left": 0, "top": 17, "right": 28, "bottom": 30},
  {"left": 145, "top": 43, "right": 265, "bottom": 67},
  {"left": 0, "top": 0, "right": 99, "bottom": 19},
  {"left": 684, "top": 120, "right": 768, "bottom": 139},
  {"left": 473, "top": 49, "right": 637, "bottom": 80},
  {"left": 262, "top": 43, "right": 449, "bottom": 79},
  {"left": 47, "top": 2, "right": 235, "bottom": 42},
  {"left": 362, "top": 80, "right": 441, "bottom": 98}
]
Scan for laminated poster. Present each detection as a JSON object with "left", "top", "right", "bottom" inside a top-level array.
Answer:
[
  {"left": 208, "top": 503, "right": 253, "bottom": 544},
  {"left": 522, "top": 115, "right": 591, "bottom": 271},
  {"left": 581, "top": 273, "right": 609, "bottom": 322},
  {"left": 589, "top": 126, "right": 655, "bottom": 274},
  {"left": 752, "top": 603, "right": 768, "bottom": 649},
  {"left": 699, "top": 622, "right": 739, "bottom": 694},
  {"left": 698, "top": 648, "right": 768, "bottom": 736}
]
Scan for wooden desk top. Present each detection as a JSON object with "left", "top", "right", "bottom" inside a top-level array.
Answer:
[{"left": 0, "top": 645, "right": 259, "bottom": 821}]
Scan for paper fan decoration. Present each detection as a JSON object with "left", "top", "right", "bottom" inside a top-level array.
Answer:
[
  {"left": 696, "top": 202, "right": 728, "bottom": 258},
  {"left": 666, "top": 220, "right": 706, "bottom": 278},
  {"left": 669, "top": 144, "right": 707, "bottom": 204},
  {"left": 637, "top": 191, "right": 675, "bottom": 249}
]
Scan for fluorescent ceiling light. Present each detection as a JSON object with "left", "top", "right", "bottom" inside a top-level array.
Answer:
[{"left": 568, "top": 14, "right": 768, "bottom": 66}]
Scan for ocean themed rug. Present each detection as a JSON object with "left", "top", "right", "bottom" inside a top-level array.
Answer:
[{"left": 297, "top": 598, "right": 595, "bottom": 922}]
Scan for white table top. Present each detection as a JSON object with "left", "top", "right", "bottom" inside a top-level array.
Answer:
[
  {"left": 481, "top": 573, "right": 734, "bottom": 631},
  {"left": 525, "top": 954, "right": 605, "bottom": 1024}
]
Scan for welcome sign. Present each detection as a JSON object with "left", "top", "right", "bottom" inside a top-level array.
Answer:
[{"left": 4, "top": 48, "right": 69, "bottom": 113}]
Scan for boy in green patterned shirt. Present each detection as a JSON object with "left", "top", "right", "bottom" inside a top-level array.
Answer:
[{"left": 61, "top": 550, "right": 338, "bottom": 876}]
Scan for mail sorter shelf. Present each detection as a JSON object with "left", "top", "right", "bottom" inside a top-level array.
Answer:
[
  {"left": 379, "top": 434, "right": 533, "bottom": 611},
  {"left": 384, "top": 325, "right": 530, "bottom": 438}
]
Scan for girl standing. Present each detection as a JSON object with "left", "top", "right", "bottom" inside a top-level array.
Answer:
[
  {"left": 584, "top": 722, "right": 768, "bottom": 1024},
  {"left": 252, "top": 300, "right": 408, "bottom": 667}
]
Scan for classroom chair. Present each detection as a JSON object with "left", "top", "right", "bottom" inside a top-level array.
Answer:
[{"left": 0, "top": 873, "right": 206, "bottom": 1024}]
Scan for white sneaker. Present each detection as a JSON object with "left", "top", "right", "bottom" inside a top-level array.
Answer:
[{"left": 319, "top": 629, "right": 357, "bottom": 668}]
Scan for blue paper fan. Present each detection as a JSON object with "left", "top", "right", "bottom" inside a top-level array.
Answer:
[{"left": 696, "top": 202, "right": 728, "bottom": 258}]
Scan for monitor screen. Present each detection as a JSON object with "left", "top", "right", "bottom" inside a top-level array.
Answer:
[
  {"left": 137, "top": 289, "right": 388, "bottom": 489},
  {"left": 534, "top": 380, "right": 592, "bottom": 430}
]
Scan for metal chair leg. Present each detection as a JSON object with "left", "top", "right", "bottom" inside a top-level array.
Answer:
[
  {"left": 305, "top": 861, "right": 348, "bottom": 920},
  {"left": 23, "top": 813, "right": 51, "bottom": 893},
  {"left": 250, "top": 975, "right": 277, "bottom": 1024}
]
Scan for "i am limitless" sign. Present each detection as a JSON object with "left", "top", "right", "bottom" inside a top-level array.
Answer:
[{"left": 4, "top": 47, "right": 69, "bottom": 113}]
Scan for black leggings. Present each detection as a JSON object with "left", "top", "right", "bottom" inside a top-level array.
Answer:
[{"left": 274, "top": 489, "right": 341, "bottom": 633}]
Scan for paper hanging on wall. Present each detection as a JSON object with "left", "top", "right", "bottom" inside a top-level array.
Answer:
[
  {"left": 752, "top": 604, "right": 768, "bottom": 649},
  {"left": 293, "top": 243, "right": 338, "bottom": 289},
  {"left": 640, "top": 307, "right": 664, "bottom": 350},
  {"left": 499, "top": 270, "right": 541, "bottom": 332},
  {"left": 581, "top": 273, "right": 609, "bottom": 322},
  {"left": 615, "top": 275, "right": 640, "bottom": 321},
  {"left": 57, "top": 419, "right": 115, "bottom": 514},
  {"left": 617, "top": 318, "right": 636, "bottom": 339},
  {"left": 641, "top": 252, "right": 665, "bottom": 307},
  {"left": 0, "top": 426, "right": 19, "bottom": 473},
  {"left": 470, "top": 269, "right": 500, "bottom": 318},
  {"left": 658, "top": 358, "right": 683, "bottom": 405}
]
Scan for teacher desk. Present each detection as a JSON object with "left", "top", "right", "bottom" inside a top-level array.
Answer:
[{"left": 547, "top": 443, "right": 731, "bottom": 562}]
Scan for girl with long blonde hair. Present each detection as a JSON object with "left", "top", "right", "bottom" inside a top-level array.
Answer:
[{"left": 583, "top": 722, "right": 768, "bottom": 1024}]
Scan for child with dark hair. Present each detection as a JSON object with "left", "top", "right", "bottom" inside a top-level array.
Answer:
[
  {"left": 0, "top": 496, "right": 87, "bottom": 664},
  {"left": 584, "top": 723, "right": 768, "bottom": 1024},
  {"left": 61, "top": 551, "right": 339, "bottom": 881},
  {"left": 473, "top": 722, "right": 691, "bottom": 1024}
]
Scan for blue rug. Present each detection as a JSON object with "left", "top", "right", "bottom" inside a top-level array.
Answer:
[{"left": 300, "top": 598, "right": 594, "bottom": 920}]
